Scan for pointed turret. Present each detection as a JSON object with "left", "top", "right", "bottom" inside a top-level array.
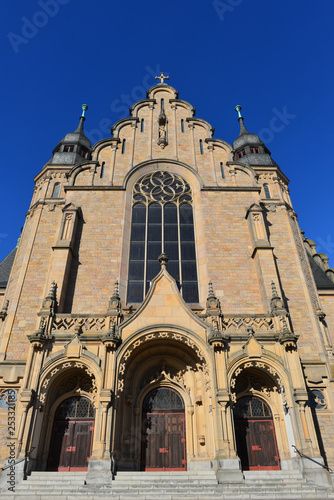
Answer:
[
  {"left": 48, "top": 104, "right": 91, "bottom": 165},
  {"left": 233, "top": 105, "right": 276, "bottom": 166}
]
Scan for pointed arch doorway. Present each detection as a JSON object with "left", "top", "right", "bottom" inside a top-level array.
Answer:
[
  {"left": 47, "top": 396, "right": 95, "bottom": 471},
  {"left": 234, "top": 396, "right": 280, "bottom": 470},
  {"left": 141, "top": 387, "right": 186, "bottom": 471}
]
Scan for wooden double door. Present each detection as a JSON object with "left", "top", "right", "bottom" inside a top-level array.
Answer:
[
  {"left": 47, "top": 397, "right": 95, "bottom": 471},
  {"left": 48, "top": 420, "right": 94, "bottom": 471},
  {"left": 234, "top": 396, "right": 280, "bottom": 470},
  {"left": 141, "top": 388, "right": 186, "bottom": 471}
]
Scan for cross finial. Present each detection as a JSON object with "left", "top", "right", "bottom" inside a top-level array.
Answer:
[{"left": 155, "top": 72, "right": 170, "bottom": 84}]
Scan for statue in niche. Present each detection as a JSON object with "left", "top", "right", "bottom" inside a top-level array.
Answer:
[{"left": 158, "top": 109, "right": 168, "bottom": 148}]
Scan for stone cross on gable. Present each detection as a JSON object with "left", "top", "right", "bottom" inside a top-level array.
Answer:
[{"left": 155, "top": 72, "right": 170, "bottom": 84}]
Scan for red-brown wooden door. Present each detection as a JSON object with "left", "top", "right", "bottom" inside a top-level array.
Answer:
[
  {"left": 142, "top": 388, "right": 186, "bottom": 471},
  {"left": 234, "top": 396, "right": 280, "bottom": 470},
  {"left": 47, "top": 397, "right": 95, "bottom": 471},
  {"left": 235, "top": 419, "right": 280, "bottom": 470}
]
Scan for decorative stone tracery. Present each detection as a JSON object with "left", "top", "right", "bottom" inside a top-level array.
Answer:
[
  {"left": 117, "top": 331, "right": 208, "bottom": 393},
  {"left": 230, "top": 360, "right": 284, "bottom": 404},
  {"left": 39, "top": 362, "right": 98, "bottom": 407}
]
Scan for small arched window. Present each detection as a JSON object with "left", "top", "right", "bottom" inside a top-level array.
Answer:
[
  {"left": 234, "top": 396, "right": 272, "bottom": 419},
  {"left": 263, "top": 184, "right": 271, "bottom": 199},
  {"left": 55, "top": 397, "right": 95, "bottom": 420},
  {"left": 199, "top": 139, "right": 204, "bottom": 155},
  {"left": 181, "top": 119, "right": 184, "bottom": 133},
  {"left": 100, "top": 162, "right": 105, "bottom": 179},
  {"left": 52, "top": 183, "right": 60, "bottom": 198},
  {"left": 161, "top": 98, "right": 164, "bottom": 110},
  {"left": 220, "top": 162, "right": 225, "bottom": 179},
  {"left": 122, "top": 139, "right": 126, "bottom": 154},
  {"left": 141, "top": 119, "right": 144, "bottom": 132}
]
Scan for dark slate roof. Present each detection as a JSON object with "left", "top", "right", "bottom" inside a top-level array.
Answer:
[
  {"left": 49, "top": 116, "right": 91, "bottom": 166},
  {"left": 0, "top": 248, "right": 17, "bottom": 287},
  {"left": 235, "top": 153, "right": 277, "bottom": 166},
  {"left": 232, "top": 117, "right": 277, "bottom": 166},
  {"left": 307, "top": 252, "right": 334, "bottom": 290}
]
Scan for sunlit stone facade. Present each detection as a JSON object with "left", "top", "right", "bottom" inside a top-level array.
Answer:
[{"left": 1, "top": 78, "right": 334, "bottom": 489}]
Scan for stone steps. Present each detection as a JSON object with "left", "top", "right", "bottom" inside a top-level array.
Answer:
[{"left": 1, "top": 470, "right": 334, "bottom": 499}]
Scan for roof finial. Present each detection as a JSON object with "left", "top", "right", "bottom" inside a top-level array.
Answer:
[
  {"left": 155, "top": 72, "right": 170, "bottom": 84},
  {"left": 81, "top": 104, "right": 88, "bottom": 118},
  {"left": 271, "top": 280, "right": 279, "bottom": 299},
  {"left": 234, "top": 104, "right": 249, "bottom": 136},
  {"left": 158, "top": 253, "right": 169, "bottom": 267},
  {"left": 235, "top": 105, "right": 243, "bottom": 120},
  {"left": 208, "top": 281, "right": 215, "bottom": 298},
  {"left": 113, "top": 279, "right": 120, "bottom": 298}
]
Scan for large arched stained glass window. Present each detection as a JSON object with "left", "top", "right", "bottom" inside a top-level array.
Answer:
[{"left": 127, "top": 171, "right": 199, "bottom": 304}]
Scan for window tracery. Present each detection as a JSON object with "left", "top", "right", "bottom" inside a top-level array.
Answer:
[{"left": 127, "top": 171, "right": 198, "bottom": 304}]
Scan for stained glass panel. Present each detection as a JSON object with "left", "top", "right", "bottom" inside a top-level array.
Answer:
[
  {"left": 143, "top": 388, "right": 184, "bottom": 411},
  {"left": 127, "top": 172, "right": 199, "bottom": 304},
  {"left": 234, "top": 396, "right": 272, "bottom": 419},
  {"left": 55, "top": 397, "right": 95, "bottom": 419}
]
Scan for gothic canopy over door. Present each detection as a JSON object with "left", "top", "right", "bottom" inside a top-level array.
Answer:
[
  {"left": 141, "top": 387, "right": 186, "bottom": 471},
  {"left": 47, "top": 396, "right": 95, "bottom": 471},
  {"left": 234, "top": 396, "right": 280, "bottom": 470}
]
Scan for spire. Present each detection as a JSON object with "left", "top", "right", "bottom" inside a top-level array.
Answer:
[
  {"left": 208, "top": 281, "right": 215, "bottom": 299},
  {"left": 271, "top": 280, "right": 280, "bottom": 300},
  {"left": 235, "top": 105, "right": 249, "bottom": 136},
  {"left": 206, "top": 281, "right": 221, "bottom": 314},
  {"left": 107, "top": 278, "right": 123, "bottom": 318},
  {"left": 48, "top": 104, "right": 91, "bottom": 166},
  {"left": 73, "top": 104, "right": 88, "bottom": 134},
  {"left": 232, "top": 104, "right": 276, "bottom": 166}
]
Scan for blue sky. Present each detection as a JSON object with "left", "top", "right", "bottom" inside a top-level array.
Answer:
[{"left": 1, "top": 0, "right": 333, "bottom": 265}]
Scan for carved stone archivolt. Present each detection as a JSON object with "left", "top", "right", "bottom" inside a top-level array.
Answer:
[
  {"left": 117, "top": 331, "right": 209, "bottom": 393},
  {"left": 230, "top": 361, "right": 284, "bottom": 404},
  {"left": 39, "top": 362, "right": 98, "bottom": 408}
]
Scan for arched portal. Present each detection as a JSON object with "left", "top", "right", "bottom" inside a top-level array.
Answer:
[
  {"left": 114, "top": 331, "right": 212, "bottom": 471},
  {"left": 234, "top": 395, "right": 280, "bottom": 470},
  {"left": 47, "top": 396, "right": 95, "bottom": 471},
  {"left": 141, "top": 387, "right": 186, "bottom": 471}
]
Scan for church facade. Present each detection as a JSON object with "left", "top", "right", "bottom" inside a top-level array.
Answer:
[{"left": 1, "top": 75, "right": 334, "bottom": 487}]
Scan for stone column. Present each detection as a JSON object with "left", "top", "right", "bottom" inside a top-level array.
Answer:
[
  {"left": 171, "top": 103, "right": 178, "bottom": 160},
  {"left": 87, "top": 337, "right": 118, "bottom": 481},
  {"left": 148, "top": 103, "right": 154, "bottom": 159},
  {"left": 188, "top": 122, "right": 197, "bottom": 170},
  {"left": 207, "top": 143, "right": 218, "bottom": 185}
]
